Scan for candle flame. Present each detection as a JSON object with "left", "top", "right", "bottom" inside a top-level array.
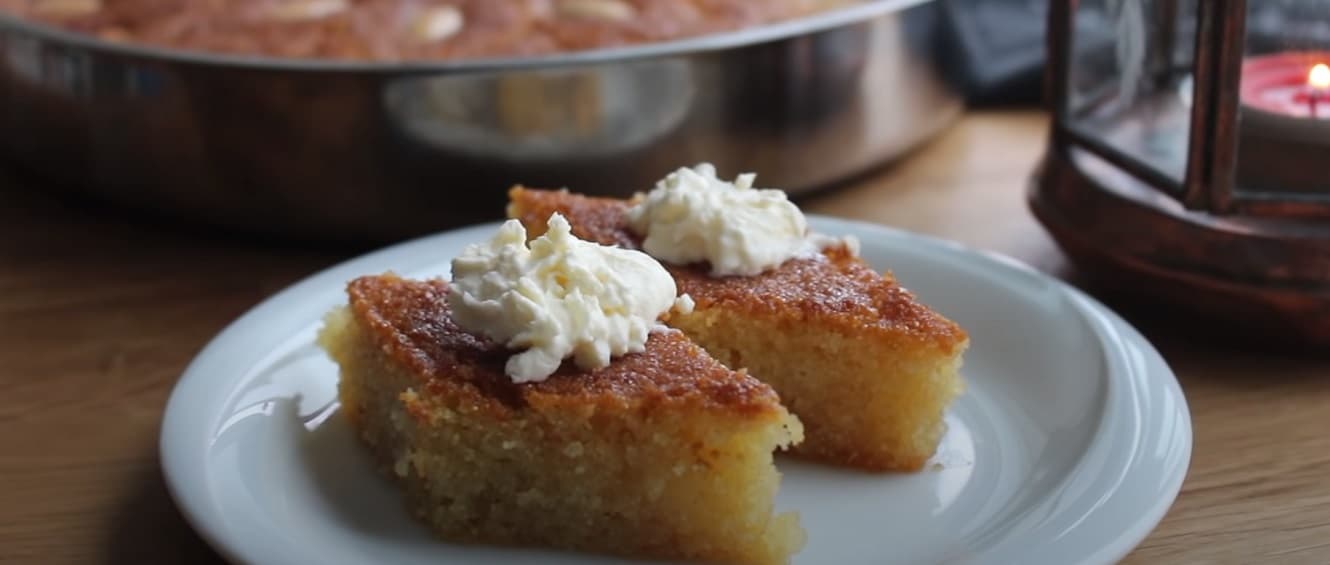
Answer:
[{"left": 1310, "top": 63, "right": 1330, "bottom": 90}]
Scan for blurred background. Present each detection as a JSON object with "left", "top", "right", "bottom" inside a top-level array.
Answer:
[{"left": 0, "top": 0, "right": 1053, "bottom": 242}]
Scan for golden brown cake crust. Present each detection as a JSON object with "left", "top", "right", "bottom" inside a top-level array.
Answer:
[
  {"left": 507, "top": 186, "right": 969, "bottom": 353},
  {"left": 346, "top": 274, "right": 784, "bottom": 416},
  {"left": 5, "top": 0, "right": 850, "bottom": 61}
]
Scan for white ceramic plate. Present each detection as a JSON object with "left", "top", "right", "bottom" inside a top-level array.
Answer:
[{"left": 161, "top": 216, "right": 1192, "bottom": 565}]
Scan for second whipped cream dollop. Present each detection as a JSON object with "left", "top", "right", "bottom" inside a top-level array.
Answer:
[
  {"left": 448, "top": 214, "right": 678, "bottom": 383},
  {"left": 627, "top": 163, "right": 841, "bottom": 276}
]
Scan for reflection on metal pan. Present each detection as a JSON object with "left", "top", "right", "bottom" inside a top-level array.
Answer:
[
  {"left": 383, "top": 59, "right": 694, "bottom": 162},
  {"left": 0, "top": 0, "right": 960, "bottom": 241}
]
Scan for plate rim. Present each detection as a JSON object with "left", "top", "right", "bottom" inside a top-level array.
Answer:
[{"left": 159, "top": 216, "right": 1192, "bottom": 565}]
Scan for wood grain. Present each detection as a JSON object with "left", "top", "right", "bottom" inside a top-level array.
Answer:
[{"left": 1, "top": 110, "right": 1327, "bottom": 564}]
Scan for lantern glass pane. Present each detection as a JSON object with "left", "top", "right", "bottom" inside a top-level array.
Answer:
[{"left": 1066, "top": 0, "right": 1196, "bottom": 192}]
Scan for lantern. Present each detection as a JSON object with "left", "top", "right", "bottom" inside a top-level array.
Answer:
[{"left": 1032, "top": 0, "right": 1330, "bottom": 345}]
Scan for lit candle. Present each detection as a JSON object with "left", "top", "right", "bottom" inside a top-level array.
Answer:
[
  {"left": 1236, "top": 52, "right": 1330, "bottom": 194},
  {"left": 1304, "top": 63, "right": 1330, "bottom": 117},
  {"left": 1240, "top": 52, "right": 1330, "bottom": 122}
]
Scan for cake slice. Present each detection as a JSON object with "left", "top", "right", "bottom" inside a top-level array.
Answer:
[
  {"left": 508, "top": 187, "right": 969, "bottom": 471},
  {"left": 319, "top": 274, "right": 805, "bottom": 564}
]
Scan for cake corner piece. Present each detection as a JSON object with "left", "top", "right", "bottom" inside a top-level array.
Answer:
[
  {"left": 507, "top": 185, "right": 969, "bottom": 472},
  {"left": 319, "top": 273, "right": 806, "bottom": 565}
]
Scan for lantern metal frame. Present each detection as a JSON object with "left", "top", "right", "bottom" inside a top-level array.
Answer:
[{"left": 1031, "top": 0, "right": 1330, "bottom": 346}]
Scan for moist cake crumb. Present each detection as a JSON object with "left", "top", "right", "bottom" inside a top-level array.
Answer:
[
  {"left": 319, "top": 274, "right": 806, "bottom": 564},
  {"left": 509, "top": 186, "right": 969, "bottom": 471}
]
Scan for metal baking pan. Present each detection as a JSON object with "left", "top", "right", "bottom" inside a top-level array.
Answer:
[{"left": 0, "top": 0, "right": 961, "bottom": 241}]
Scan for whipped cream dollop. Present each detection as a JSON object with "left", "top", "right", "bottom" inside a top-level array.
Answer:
[
  {"left": 447, "top": 214, "right": 679, "bottom": 383},
  {"left": 626, "top": 163, "right": 851, "bottom": 276}
]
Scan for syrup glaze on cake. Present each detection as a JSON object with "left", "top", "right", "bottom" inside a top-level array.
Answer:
[
  {"left": 509, "top": 186, "right": 969, "bottom": 471},
  {"left": 323, "top": 272, "right": 807, "bottom": 564},
  {"left": 346, "top": 274, "right": 784, "bottom": 415},
  {"left": 507, "top": 187, "right": 968, "bottom": 349},
  {"left": 2, "top": 0, "right": 853, "bottom": 61}
]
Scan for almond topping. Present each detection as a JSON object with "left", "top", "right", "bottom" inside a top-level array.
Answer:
[
  {"left": 411, "top": 5, "right": 465, "bottom": 43},
  {"left": 32, "top": 0, "right": 101, "bottom": 18},
  {"left": 557, "top": 0, "right": 636, "bottom": 21},
  {"left": 266, "top": 0, "right": 349, "bottom": 22}
]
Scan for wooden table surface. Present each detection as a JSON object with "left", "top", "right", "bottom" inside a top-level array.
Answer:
[{"left": 3, "top": 111, "right": 1328, "bottom": 564}]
